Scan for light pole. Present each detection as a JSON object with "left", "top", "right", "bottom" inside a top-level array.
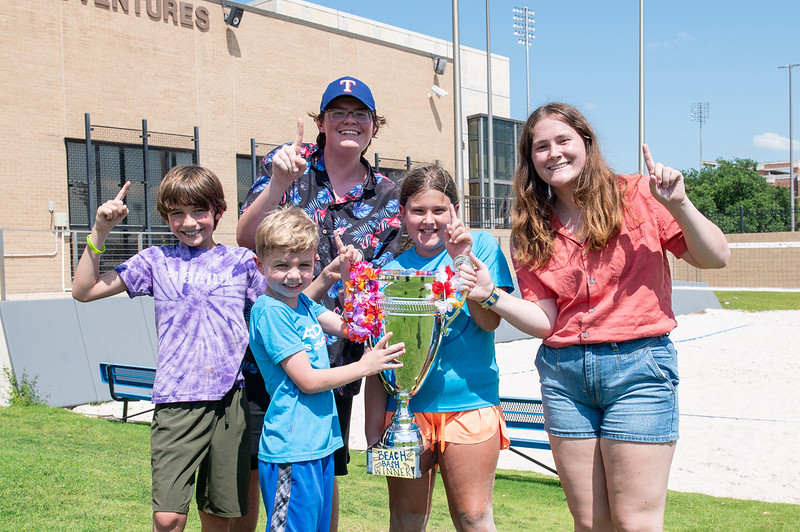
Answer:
[
  {"left": 452, "top": 0, "right": 465, "bottom": 217},
  {"left": 486, "top": 0, "right": 495, "bottom": 226},
  {"left": 513, "top": 5, "right": 535, "bottom": 117},
  {"left": 690, "top": 101, "right": 709, "bottom": 165},
  {"left": 778, "top": 64, "right": 799, "bottom": 232},
  {"left": 638, "top": 0, "right": 644, "bottom": 173}
]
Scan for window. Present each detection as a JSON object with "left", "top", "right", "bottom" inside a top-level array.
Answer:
[
  {"left": 65, "top": 139, "right": 195, "bottom": 231},
  {"left": 236, "top": 154, "right": 263, "bottom": 215},
  {"left": 466, "top": 114, "right": 522, "bottom": 228}
]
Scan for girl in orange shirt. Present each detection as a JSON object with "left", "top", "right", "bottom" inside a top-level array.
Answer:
[{"left": 470, "top": 102, "right": 729, "bottom": 532}]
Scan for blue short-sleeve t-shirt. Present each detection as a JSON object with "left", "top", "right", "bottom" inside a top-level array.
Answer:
[{"left": 249, "top": 293, "right": 344, "bottom": 463}]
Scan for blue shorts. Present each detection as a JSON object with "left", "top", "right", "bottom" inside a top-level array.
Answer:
[
  {"left": 259, "top": 454, "right": 334, "bottom": 532},
  {"left": 535, "top": 335, "right": 679, "bottom": 443}
]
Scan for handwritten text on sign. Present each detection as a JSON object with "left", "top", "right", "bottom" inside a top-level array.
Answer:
[{"left": 370, "top": 448, "right": 419, "bottom": 479}]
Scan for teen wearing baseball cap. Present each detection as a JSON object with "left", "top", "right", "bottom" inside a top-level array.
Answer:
[
  {"left": 319, "top": 76, "right": 376, "bottom": 111},
  {"left": 235, "top": 77, "right": 401, "bottom": 532}
]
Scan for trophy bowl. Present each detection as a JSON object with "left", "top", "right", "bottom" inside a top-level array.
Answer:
[{"left": 376, "top": 270, "right": 442, "bottom": 397}]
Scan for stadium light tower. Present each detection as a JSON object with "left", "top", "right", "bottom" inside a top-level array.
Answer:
[
  {"left": 778, "top": 63, "right": 799, "bottom": 232},
  {"left": 690, "top": 102, "right": 709, "bottom": 165},
  {"left": 513, "top": 5, "right": 535, "bottom": 117}
]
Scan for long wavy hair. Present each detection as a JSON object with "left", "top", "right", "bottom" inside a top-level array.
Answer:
[{"left": 511, "top": 102, "right": 625, "bottom": 268}]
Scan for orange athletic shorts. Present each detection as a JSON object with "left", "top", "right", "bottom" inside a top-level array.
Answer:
[{"left": 384, "top": 404, "right": 510, "bottom": 454}]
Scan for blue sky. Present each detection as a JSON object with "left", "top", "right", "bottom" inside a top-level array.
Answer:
[{"left": 283, "top": 0, "right": 799, "bottom": 174}]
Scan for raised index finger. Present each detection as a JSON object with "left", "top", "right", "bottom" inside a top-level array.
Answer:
[
  {"left": 114, "top": 181, "right": 131, "bottom": 201},
  {"left": 293, "top": 117, "right": 304, "bottom": 155},
  {"left": 642, "top": 144, "right": 656, "bottom": 175},
  {"left": 332, "top": 230, "right": 346, "bottom": 253},
  {"left": 448, "top": 203, "right": 458, "bottom": 224}
]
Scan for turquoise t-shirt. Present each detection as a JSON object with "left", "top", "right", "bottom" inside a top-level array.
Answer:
[
  {"left": 384, "top": 231, "right": 513, "bottom": 413},
  {"left": 249, "top": 293, "right": 343, "bottom": 463}
]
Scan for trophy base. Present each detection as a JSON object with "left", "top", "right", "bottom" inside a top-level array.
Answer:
[{"left": 366, "top": 444, "right": 434, "bottom": 479}]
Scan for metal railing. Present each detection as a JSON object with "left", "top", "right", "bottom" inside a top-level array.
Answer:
[
  {"left": 0, "top": 228, "right": 236, "bottom": 300},
  {"left": 705, "top": 206, "right": 798, "bottom": 234},
  {"left": 463, "top": 195, "right": 512, "bottom": 230}
]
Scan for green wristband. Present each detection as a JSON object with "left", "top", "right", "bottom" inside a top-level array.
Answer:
[{"left": 86, "top": 234, "right": 106, "bottom": 254}]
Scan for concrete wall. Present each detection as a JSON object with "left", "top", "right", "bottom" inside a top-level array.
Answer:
[
  {"left": 0, "top": 296, "right": 157, "bottom": 407},
  {"left": 682, "top": 232, "right": 800, "bottom": 289}
]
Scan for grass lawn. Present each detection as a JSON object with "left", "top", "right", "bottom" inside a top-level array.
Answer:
[
  {"left": 714, "top": 290, "right": 800, "bottom": 311},
  {"left": 1, "top": 406, "right": 798, "bottom": 530}
]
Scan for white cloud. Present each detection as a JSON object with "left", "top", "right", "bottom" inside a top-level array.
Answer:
[
  {"left": 647, "top": 31, "right": 693, "bottom": 51},
  {"left": 753, "top": 132, "right": 800, "bottom": 151}
]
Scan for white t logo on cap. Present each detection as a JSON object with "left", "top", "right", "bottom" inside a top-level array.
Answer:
[{"left": 340, "top": 79, "right": 357, "bottom": 93}]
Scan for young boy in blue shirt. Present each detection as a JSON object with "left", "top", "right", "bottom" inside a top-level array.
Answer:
[
  {"left": 72, "top": 165, "right": 265, "bottom": 532},
  {"left": 249, "top": 207, "right": 404, "bottom": 531}
]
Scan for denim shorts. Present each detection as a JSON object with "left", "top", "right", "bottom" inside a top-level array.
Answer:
[{"left": 535, "top": 335, "right": 679, "bottom": 443}]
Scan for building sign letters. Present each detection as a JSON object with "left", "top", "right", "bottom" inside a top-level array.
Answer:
[{"left": 70, "top": 0, "right": 211, "bottom": 31}]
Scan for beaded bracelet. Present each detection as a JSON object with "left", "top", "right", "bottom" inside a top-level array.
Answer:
[{"left": 478, "top": 286, "right": 501, "bottom": 309}]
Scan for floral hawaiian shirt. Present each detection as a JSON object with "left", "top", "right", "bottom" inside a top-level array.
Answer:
[{"left": 240, "top": 143, "right": 401, "bottom": 397}]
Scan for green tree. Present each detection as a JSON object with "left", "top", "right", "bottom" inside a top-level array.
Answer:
[{"left": 683, "top": 158, "right": 791, "bottom": 233}]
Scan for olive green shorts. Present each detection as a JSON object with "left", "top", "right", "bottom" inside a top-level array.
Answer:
[{"left": 150, "top": 386, "right": 250, "bottom": 516}]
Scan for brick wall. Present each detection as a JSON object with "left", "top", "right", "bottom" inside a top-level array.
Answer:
[{"left": 0, "top": 0, "right": 457, "bottom": 293}]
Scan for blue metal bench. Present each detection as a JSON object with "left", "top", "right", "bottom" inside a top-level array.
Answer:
[
  {"left": 99, "top": 363, "right": 156, "bottom": 422},
  {"left": 500, "top": 396, "right": 558, "bottom": 475}
]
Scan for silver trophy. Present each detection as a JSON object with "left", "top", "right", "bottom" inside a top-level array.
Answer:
[{"left": 366, "top": 256, "right": 469, "bottom": 479}]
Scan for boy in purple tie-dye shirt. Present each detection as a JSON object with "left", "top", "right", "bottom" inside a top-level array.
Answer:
[{"left": 72, "top": 165, "right": 265, "bottom": 532}]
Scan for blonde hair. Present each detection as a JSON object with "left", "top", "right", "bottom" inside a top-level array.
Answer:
[
  {"left": 254, "top": 207, "right": 320, "bottom": 259},
  {"left": 156, "top": 165, "right": 227, "bottom": 227},
  {"left": 511, "top": 102, "right": 625, "bottom": 268}
]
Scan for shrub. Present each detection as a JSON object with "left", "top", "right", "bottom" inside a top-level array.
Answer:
[{"left": 2, "top": 366, "right": 46, "bottom": 406}]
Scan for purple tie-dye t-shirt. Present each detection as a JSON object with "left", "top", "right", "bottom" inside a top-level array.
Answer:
[{"left": 115, "top": 243, "right": 265, "bottom": 403}]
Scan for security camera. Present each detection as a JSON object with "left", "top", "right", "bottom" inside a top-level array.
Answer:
[
  {"left": 433, "top": 57, "right": 447, "bottom": 75},
  {"left": 429, "top": 85, "right": 448, "bottom": 98}
]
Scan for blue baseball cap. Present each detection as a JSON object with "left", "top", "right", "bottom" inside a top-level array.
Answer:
[{"left": 320, "top": 76, "right": 376, "bottom": 112}]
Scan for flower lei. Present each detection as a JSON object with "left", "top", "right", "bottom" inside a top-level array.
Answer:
[
  {"left": 427, "top": 265, "right": 466, "bottom": 315},
  {"left": 343, "top": 261, "right": 467, "bottom": 343},
  {"left": 343, "top": 261, "right": 385, "bottom": 343}
]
